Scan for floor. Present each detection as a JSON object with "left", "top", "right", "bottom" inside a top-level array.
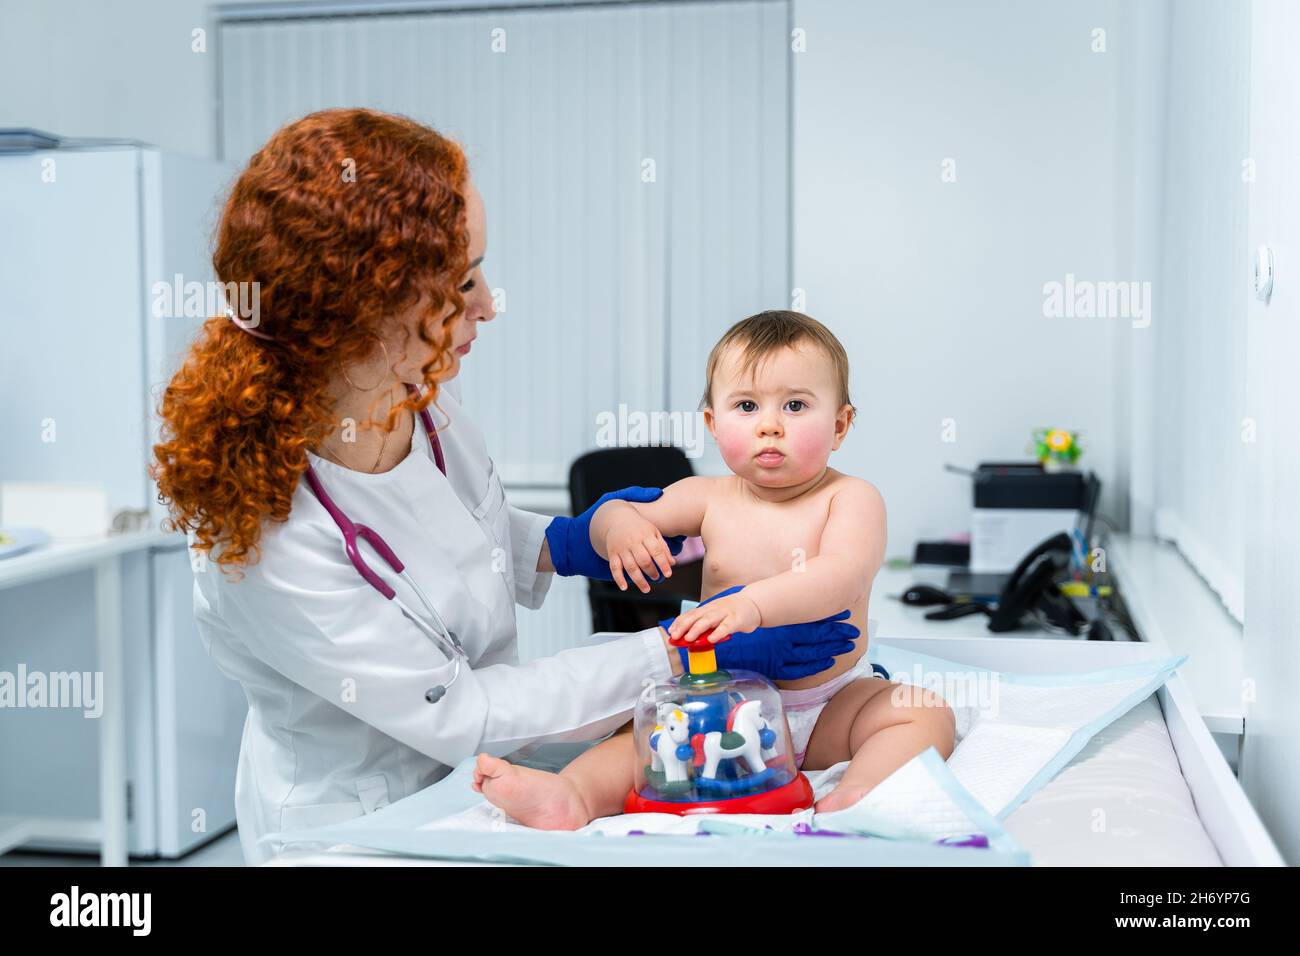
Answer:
[{"left": 0, "top": 827, "right": 244, "bottom": 866}]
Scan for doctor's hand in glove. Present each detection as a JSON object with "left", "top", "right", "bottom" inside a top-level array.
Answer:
[
  {"left": 660, "top": 585, "right": 858, "bottom": 681},
  {"left": 544, "top": 486, "right": 685, "bottom": 582}
]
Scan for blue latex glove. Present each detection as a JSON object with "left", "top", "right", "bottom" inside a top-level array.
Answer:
[
  {"left": 660, "top": 585, "right": 859, "bottom": 681},
  {"left": 545, "top": 486, "right": 685, "bottom": 579}
]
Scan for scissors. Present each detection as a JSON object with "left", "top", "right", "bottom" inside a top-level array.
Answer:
[{"left": 302, "top": 389, "right": 466, "bottom": 704}]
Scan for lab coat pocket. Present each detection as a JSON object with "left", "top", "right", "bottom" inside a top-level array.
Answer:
[
  {"left": 471, "top": 457, "right": 506, "bottom": 523},
  {"left": 472, "top": 459, "right": 511, "bottom": 551},
  {"left": 279, "top": 776, "right": 391, "bottom": 832}
]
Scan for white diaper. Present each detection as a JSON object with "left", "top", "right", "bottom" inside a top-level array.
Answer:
[{"left": 780, "top": 653, "right": 883, "bottom": 769}]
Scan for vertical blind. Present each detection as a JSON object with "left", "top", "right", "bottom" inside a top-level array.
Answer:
[
  {"left": 1149, "top": 0, "right": 1250, "bottom": 622},
  {"left": 218, "top": 1, "right": 791, "bottom": 488},
  {"left": 217, "top": 0, "right": 790, "bottom": 658}
]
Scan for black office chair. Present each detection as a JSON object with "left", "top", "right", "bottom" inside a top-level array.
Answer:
[{"left": 567, "top": 447, "right": 704, "bottom": 633}]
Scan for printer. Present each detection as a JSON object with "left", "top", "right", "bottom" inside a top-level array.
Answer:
[{"left": 969, "top": 463, "right": 1099, "bottom": 573}]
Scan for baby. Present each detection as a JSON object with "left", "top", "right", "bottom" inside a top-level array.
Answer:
[{"left": 474, "top": 310, "right": 955, "bottom": 826}]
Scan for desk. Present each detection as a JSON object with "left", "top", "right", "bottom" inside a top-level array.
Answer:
[
  {"left": 870, "top": 536, "right": 1245, "bottom": 738},
  {"left": 0, "top": 529, "right": 169, "bottom": 866},
  {"left": 870, "top": 564, "right": 1009, "bottom": 640}
]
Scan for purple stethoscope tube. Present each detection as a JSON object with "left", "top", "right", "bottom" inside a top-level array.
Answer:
[{"left": 302, "top": 396, "right": 463, "bottom": 704}]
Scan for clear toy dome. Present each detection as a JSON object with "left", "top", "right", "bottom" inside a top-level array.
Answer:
[{"left": 624, "top": 654, "right": 813, "bottom": 816}]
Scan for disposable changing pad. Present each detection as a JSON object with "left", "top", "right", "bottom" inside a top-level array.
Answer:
[
  {"left": 869, "top": 643, "right": 1188, "bottom": 818},
  {"left": 273, "top": 747, "right": 1029, "bottom": 866},
  {"left": 272, "top": 647, "right": 1185, "bottom": 866}
]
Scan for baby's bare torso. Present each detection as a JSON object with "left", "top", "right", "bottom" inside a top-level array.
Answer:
[{"left": 698, "top": 469, "right": 870, "bottom": 690}]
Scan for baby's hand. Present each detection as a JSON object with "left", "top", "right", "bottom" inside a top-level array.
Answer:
[
  {"left": 669, "top": 592, "right": 762, "bottom": 645},
  {"left": 604, "top": 510, "right": 676, "bottom": 593}
]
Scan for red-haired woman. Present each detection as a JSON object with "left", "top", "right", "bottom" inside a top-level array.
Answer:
[{"left": 154, "top": 109, "right": 854, "bottom": 864}]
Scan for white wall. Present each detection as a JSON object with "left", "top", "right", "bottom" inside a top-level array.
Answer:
[
  {"left": 1146, "top": 0, "right": 1251, "bottom": 620},
  {"left": 0, "top": 0, "right": 706, "bottom": 161},
  {"left": 6, "top": 0, "right": 1158, "bottom": 562},
  {"left": 0, "top": 0, "right": 220, "bottom": 158},
  {"left": 791, "top": 0, "right": 1155, "bottom": 557},
  {"left": 1242, "top": 0, "right": 1300, "bottom": 867}
]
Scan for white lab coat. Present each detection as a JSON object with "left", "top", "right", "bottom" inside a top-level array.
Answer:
[{"left": 192, "top": 380, "right": 672, "bottom": 864}]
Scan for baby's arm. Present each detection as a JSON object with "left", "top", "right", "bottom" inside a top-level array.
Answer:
[
  {"left": 589, "top": 476, "right": 713, "bottom": 592},
  {"left": 669, "top": 480, "right": 886, "bottom": 643}
]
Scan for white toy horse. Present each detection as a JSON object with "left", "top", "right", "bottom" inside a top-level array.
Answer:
[
  {"left": 700, "top": 699, "right": 777, "bottom": 779},
  {"left": 648, "top": 704, "right": 693, "bottom": 783}
]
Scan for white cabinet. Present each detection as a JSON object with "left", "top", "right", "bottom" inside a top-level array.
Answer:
[{"left": 0, "top": 145, "right": 246, "bottom": 858}]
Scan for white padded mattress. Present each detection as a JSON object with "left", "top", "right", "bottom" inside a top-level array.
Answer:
[{"left": 1003, "top": 694, "right": 1223, "bottom": 866}]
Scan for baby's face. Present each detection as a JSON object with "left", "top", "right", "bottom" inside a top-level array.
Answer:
[{"left": 704, "top": 342, "right": 851, "bottom": 489}]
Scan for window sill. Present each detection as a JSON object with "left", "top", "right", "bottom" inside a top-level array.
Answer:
[{"left": 1108, "top": 533, "right": 1245, "bottom": 736}]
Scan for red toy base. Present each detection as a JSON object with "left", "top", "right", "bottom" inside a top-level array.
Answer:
[{"left": 623, "top": 772, "right": 815, "bottom": 816}]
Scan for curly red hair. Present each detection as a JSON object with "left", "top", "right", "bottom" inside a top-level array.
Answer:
[{"left": 153, "top": 108, "right": 470, "bottom": 572}]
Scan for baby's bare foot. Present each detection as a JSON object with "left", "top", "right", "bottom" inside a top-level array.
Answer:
[
  {"left": 814, "top": 780, "right": 873, "bottom": 814},
  {"left": 474, "top": 754, "right": 593, "bottom": 830}
]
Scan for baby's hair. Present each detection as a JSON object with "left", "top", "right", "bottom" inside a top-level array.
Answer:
[{"left": 701, "top": 310, "right": 856, "bottom": 425}]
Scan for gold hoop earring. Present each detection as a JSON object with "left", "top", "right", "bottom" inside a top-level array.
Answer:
[{"left": 341, "top": 339, "right": 391, "bottom": 392}]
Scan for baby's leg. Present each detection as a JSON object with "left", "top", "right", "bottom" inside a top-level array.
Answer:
[
  {"left": 801, "top": 678, "right": 956, "bottom": 814},
  {"left": 474, "top": 728, "right": 636, "bottom": 830}
]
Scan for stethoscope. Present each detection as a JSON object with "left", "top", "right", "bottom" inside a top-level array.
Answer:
[{"left": 301, "top": 391, "right": 467, "bottom": 704}]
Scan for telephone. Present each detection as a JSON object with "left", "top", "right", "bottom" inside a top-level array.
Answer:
[
  {"left": 916, "top": 531, "right": 1106, "bottom": 637},
  {"left": 986, "top": 532, "right": 1091, "bottom": 634}
]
